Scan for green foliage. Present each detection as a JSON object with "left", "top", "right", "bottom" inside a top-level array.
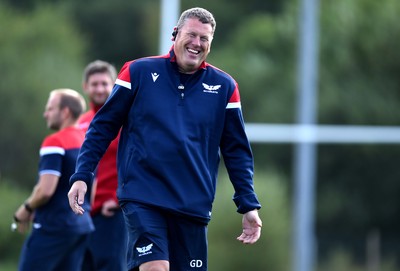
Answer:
[
  {"left": 65, "top": 0, "right": 160, "bottom": 68},
  {"left": 315, "top": 0, "right": 400, "bottom": 262},
  {"left": 0, "top": 180, "right": 30, "bottom": 271},
  {"left": 182, "top": 0, "right": 291, "bottom": 46},
  {"left": 207, "top": 0, "right": 400, "bottom": 265},
  {"left": 319, "top": 0, "right": 400, "bottom": 125},
  {"left": 208, "top": 170, "right": 291, "bottom": 271},
  {"left": 0, "top": 3, "right": 87, "bottom": 186},
  {"left": 317, "top": 248, "right": 399, "bottom": 271},
  {"left": 209, "top": 5, "right": 299, "bottom": 123},
  {"left": 318, "top": 249, "right": 365, "bottom": 271}
]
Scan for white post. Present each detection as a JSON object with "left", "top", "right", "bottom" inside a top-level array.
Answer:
[
  {"left": 293, "top": 0, "right": 320, "bottom": 271},
  {"left": 159, "top": 0, "right": 180, "bottom": 55}
]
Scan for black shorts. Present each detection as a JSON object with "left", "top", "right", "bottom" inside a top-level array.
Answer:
[{"left": 121, "top": 201, "right": 208, "bottom": 271}]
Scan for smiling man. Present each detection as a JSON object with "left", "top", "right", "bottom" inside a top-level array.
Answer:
[
  {"left": 68, "top": 7, "right": 262, "bottom": 271},
  {"left": 78, "top": 60, "right": 128, "bottom": 271}
]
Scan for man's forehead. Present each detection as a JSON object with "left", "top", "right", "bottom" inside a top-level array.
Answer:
[
  {"left": 87, "top": 72, "right": 113, "bottom": 82},
  {"left": 47, "top": 95, "right": 59, "bottom": 107},
  {"left": 181, "top": 18, "right": 213, "bottom": 32}
]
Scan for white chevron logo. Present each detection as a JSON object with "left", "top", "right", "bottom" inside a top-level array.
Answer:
[{"left": 151, "top": 73, "right": 160, "bottom": 82}]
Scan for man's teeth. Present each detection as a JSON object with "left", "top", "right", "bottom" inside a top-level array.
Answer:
[{"left": 188, "top": 49, "right": 199, "bottom": 54}]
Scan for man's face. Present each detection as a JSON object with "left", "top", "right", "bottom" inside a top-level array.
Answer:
[
  {"left": 83, "top": 72, "right": 114, "bottom": 106},
  {"left": 43, "top": 94, "right": 63, "bottom": 130},
  {"left": 174, "top": 18, "right": 213, "bottom": 74}
]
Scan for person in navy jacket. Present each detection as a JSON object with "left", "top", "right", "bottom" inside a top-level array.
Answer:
[
  {"left": 14, "top": 89, "right": 94, "bottom": 271},
  {"left": 68, "top": 7, "right": 262, "bottom": 271}
]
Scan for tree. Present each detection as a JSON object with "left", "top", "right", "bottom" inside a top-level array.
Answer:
[
  {"left": 65, "top": 0, "right": 160, "bottom": 69},
  {"left": 317, "top": 0, "right": 400, "bottom": 264},
  {"left": 207, "top": 0, "right": 400, "bottom": 265},
  {"left": 0, "top": 3, "right": 87, "bottom": 186}
]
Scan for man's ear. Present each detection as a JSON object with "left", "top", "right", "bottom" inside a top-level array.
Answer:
[
  {"left": 61, "top": 106, "right": 71, "bottom": 120},
  {"left": 82, "top": 82, "right": 88, "bottom": 94},
  {"left": 171, "top": 27, "right": 178, "bottom": 41}
]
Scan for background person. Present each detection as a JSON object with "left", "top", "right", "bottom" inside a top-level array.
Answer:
[
  {"left": 68, "top": 7, "right": 262, "bottom": 271},
  {"left": 14, "top": 88, "right": 93, "bottom": 271},
  {"left": 79, "top": 60, "right": 128, "bottom": 271}
]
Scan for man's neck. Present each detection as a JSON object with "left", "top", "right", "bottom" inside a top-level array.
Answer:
[
  {"left": 59, "top": 120, "right": 77, "bottom": 130},
  {"left": 90, "top": 102, "right": 104, "bottom": 113}
]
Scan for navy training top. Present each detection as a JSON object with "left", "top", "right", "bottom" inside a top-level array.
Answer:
[
  {"left": 70, "top": 48, "right": 261, "bottom": 223},
  {"left": 35, "top": 126, "right": 94, "bottom": 233}
]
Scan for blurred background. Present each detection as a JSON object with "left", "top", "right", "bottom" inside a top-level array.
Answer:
[{"left": 1, "top": 0, "right": 399, "bottom": 270}]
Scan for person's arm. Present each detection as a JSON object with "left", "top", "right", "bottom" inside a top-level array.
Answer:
[
  {"left": 220, "top": 83, "right": 262, "bottom": 243},
  {"left": 220, "top": 85, "right": 261, "bottom": 214},
  {"left": 14, "top": 174, "right": 58, "bottom": 233},
  {"left": 69, "top": 61, "right": 136, "bottom": 213}
]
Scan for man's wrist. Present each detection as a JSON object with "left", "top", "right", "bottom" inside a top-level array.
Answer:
[
  {"left": 13, "top": 214, "right": 21, "bottom": 223},
  {"left": 24, "top": 202, "right": 34, "bottom": 213}
]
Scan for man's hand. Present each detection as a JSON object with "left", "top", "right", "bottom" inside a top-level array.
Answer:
[
  {"left": 68, "top": 181, "right": 87, "bottom": 215},
  {"left": 13, "top": 204, "right": 34, "bottom": 234},
  {"left": 101, "top": 199, "right": 119, "bottom": 217},
  {"left": 237, "top": 209, "right": 262, "bottom": 244}
]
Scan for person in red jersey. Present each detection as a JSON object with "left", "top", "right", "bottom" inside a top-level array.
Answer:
[
  {"left": 14, "top": 89, "right": 93, "bottom": 271},
  {"left": 79, "top": 60, "right": 128, "bottom": 271}
]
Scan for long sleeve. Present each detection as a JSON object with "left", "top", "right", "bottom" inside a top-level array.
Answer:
[{"left": 220, "top": 85, "right": 261, "bottom": 214}]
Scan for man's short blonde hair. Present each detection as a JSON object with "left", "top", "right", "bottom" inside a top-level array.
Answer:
[{"left": 50, "top": 88, "right": 87, "bottom": 120}]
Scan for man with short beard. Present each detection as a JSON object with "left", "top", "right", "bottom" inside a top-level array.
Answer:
[
  {"left": 79, "top": 60, "right": 128, "bottom": 271},
  {"left": 14, "top": 89, "right": 93, "bottom": 271}
]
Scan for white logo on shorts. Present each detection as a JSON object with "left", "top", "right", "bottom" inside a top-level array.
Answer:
[
  {"left": 136, "top": 243, "right": 153, "bottom": 256},
  {"left": 190, "top": 259, "right": 203, "bottom": 268}
]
